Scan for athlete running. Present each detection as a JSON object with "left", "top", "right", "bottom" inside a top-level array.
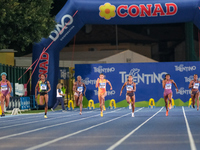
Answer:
[
  {"left": 120, "top": 75, "right": 136, "bottom": 117},
  {"left": 188, "top": 74, "right": 200, "bottom": 110},
  {"left": 73, "top": 76, "right": 86, "bottom": 115},
  {"left": 162, "top": 74, "right": 178, "bottom": 116},
  {"left": 35, "top": 74, "right": 51, "bottom": 118},
  {"left": 0, "top": 72, "right": 12, "bottom": 117},
  {"left": 95, "top": 73, "right": 112, "bottom": 117}
]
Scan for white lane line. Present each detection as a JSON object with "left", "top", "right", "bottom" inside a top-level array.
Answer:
[
  {"left": 0, "top": 108, "right": 124, "bottom": 140},
  {"left": 107, "top": 107, "right": 164, "bottom": 150},
  {"left": 25, "top": 107, "right": 144, "bottom": 150},
  {"left": 0, "top": 110, "right": 98, "bottom": 129},
  {"left": 182, "top": 106, "right": 197, "bottom": 150}
]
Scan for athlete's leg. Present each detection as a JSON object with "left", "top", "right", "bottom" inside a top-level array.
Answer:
[
  {"left": 195, "top": 92, "right": 199, "bottom": 110},
  {"left": 74, "top": 95, "right": 79, "bottom": 107},
  {"left": 39, "top": 95, "right": 44, "bottom": 105},
  {"left": 100, "top": 94, "right": 104, "bottom": 112},
  {"left": 164, "top": 95, "right": 168, "bottom": 111},
  {"left": 131, "top": 95, "right": 135, "bottom": 113},
  {"left": 168, "top": 93, "right": 172, "bottom": 109},
  {"left": 44, "top": 94, "right": 48, "bottom": 115},
  {"left": 79, "top": 94, "right": 83, "bottom": 114},
  {"left": 0, "top": 95, "right": 5, "bottom": 114},
  {"left": 5, "top": 94, "right": 10, "bottom": 108},
  {"left": 191, "top": 94, "right": 195, "bottom": 108},
  {"left": 126, "top": 95, "right": 131, "bottom": 104}
]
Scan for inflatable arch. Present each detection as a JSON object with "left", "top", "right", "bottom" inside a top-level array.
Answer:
[{"left": 32, "top": 0, "right": 200, "bottom": 107}]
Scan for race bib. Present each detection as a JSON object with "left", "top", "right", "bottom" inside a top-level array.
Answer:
[
  {"left": 77, "top": 86, "right": 83, "bottom": 92},
  {"left": 165, "top": 83, "right": 171, "bottom": 89},
  {"left": 1, "top": 85, "right": 7, "bottom": 91},
  {"left": 41, "top": 84, "right": 47, "bottom": 90},
  {"left": 99, "top": 83, "right": 106, "bottom": 89},
  {"left": 193, "top": 83, "right": 199, "bottom": 89},
  {"left": 126, "top": 85, "right": 133, "bottom": 91}
]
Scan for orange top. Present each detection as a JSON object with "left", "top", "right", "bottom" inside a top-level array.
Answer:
[{"left": 98, "top": 79, "right": 107, "bottom": 94}]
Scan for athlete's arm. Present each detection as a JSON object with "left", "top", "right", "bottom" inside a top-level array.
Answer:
[
  {"left": 83, "top": 83, "right": 86, "bottom": 96},
  {"left": 47, "top": 81, "right": 51, "bottom": 93},
  {"left": 7, "top": 81, "right": 12, "bottom": 95},
  {"left": 120, "top": 82, "right": 127, "bottom": 96},
  {"left": 35, "top": 81, "right": 39, "bottom": 98},
  {"left": 73, "top": 82, "right": 77, "bottom": 92},
  {"left": 172, "top": 80, "right": 178, "bottom": 91},
  {"left": 188, "top": 80, "right": 193, "bottom": 89},
  {"left": 95, "top": 78, "right": 99, "bottom": 88},
  {"left": 133, "top": 82, "right": 136, "bottom": 92},
  {"left": 107, "top": 80, "right": 112, "bottom": 90},
  {"left": 162, "top": 80, "right": 166, "bottom": 89}
]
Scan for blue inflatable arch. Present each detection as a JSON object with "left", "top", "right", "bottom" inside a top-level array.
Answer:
[{"left": 32, "top": 0, "right": 200, "bottom": 107}]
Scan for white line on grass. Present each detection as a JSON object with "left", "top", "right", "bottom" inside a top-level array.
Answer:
[
  {"left": 25, "top": 107, "right": 144, "bottom": 150},
  {"left": 182, "top": 106, "right": 197, "bottom": 150},
  {"left": 0, "top": 108, "right": 124, "bottom": 140},
  {"left": 107, "top": 107, "right": 164, "bottom": 150},
  {"left": 0, "top": 109, "right": 97, "bottom": 129}
]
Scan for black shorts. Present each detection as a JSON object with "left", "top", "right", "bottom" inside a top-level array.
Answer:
[
  {"left": 126, "top": 92, "right": 135, "bottom": 98},
  {"left": 40, "top": 92, "right": 47, "bottom": 96},
  {"left": 191, "top": 90, "right": 199, "bottom": 96}
]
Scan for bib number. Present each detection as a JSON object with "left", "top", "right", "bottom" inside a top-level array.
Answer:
[
  {"left": 126, "top": 85, "right": 133, "bottom": 91},
  {"left": 99, "top": 83, "right": 106, "bottom": 89},
  {"left": 41, "top": 84, "right": 47, "bottom": 90},
  {"left": 165, "top": 83, "right": 171, "bottom": 89},
  {"left": 77, "top": 86, "right": 83, "bottom": 92},
  {"left": 1, "top": 85, "right": 7, "bottom": 91},
  {"left": 193, "top": 83, "right": 199, "bottom": 89}
]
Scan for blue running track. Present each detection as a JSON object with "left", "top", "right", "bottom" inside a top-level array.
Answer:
[{"left": 0, "top": 107, "right": 199, "bottom": 150}]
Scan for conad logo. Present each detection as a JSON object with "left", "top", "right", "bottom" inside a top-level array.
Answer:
[{"left": 99, "top": 2, "right": 178, "bottom": 20}]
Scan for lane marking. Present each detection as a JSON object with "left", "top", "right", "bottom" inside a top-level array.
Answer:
[
  {"left": 182, "top": 106, "right": 197, "bottom": 150},
  {"left": 107, "top": 107, "right": 164, "bottom": 150},
  {"left": 0, "top": 110, "right": 98, "bottom": 129},
  {"left": 0, "top": 108, "right": 124, "bottom": 140},
  {"left": 25, "top": 108, "right": 144, "bottom": 150}
]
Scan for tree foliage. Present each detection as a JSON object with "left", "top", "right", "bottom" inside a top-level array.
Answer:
[{"left": 0, "top": 0, "right": 56, "bottom": 52}]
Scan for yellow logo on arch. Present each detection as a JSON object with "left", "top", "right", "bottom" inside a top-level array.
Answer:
[{"left": 99, "top": 2, "right": 116, "bottom": 20}]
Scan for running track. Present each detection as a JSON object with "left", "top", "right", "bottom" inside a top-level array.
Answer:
[{"left": 0, "top": 107, "right": 199, "bottom": 150}]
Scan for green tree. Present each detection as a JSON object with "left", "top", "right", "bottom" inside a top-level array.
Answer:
[{"left": 0, "top": 0, "right": 56, "bottom": 52}]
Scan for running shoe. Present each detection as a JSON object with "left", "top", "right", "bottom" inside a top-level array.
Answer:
[
  {"left": 166, "top": 110, "right": 168, "bottom": 116},
  {"left": 129, "top": 103, "right": 132, "bottom": 109},
  {"left": 51, "top": 108, "right": 54, "bottom": 112},
  {"left": 100, "top": 111, "right": 103, "bottom": 117},
  {"left": 169, "top": 103, "right": 171, "bottom": 110},
  {"left": 132, "top": 113, "right": 134, "bottom": 117},
  {"left": 1, "top": 113, "right": 5, "bottom": 117},
  {"left": 193, "top": 105, "right": 195, "bottom": 109},
  {"left": 44, "top": 115, "right": 48, "bottom": 118},
  {"left": 79, "top": 112, "right": 82, "bottom": 115},
  {"left": 103, "top": 105, "right": 106, "bottom": 111}
]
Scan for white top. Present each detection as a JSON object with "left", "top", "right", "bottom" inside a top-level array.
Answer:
[
  {"left": 57, "top": 89, "right": 63, "bottom": 97},
  {"left": 193, "top": 82, "right": 199, "bottom": 89}
]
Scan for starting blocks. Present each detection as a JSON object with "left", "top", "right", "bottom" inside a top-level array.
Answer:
[
  {"left": 88, "top": 99, "right": 95, "bottom": 110},
  {"left": 188, "top": 98, "right": 193, "bottom": 108},
  {"left": 11, "top": 108, "right": 22, "bottom": 115},
  {"left": 67, "top": 100, "right": 74, "bottom": 110},
  {"left": 148, "top": 98, "right": 155, "bottom": 108},
  {"left": 109, "top": 99, "right": 116, "bottom": 109},
  {"left": 168, "top": 98, "right": 175, "bottom": 108}
]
